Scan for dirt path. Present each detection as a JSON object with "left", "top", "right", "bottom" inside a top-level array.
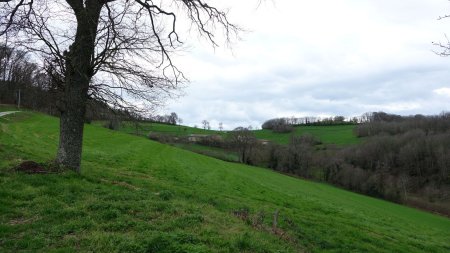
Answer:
[{"left": 0, "top": 111, "right": 20, "bottom": 117}]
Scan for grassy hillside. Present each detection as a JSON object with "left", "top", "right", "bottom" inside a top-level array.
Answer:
[
  {"left": 1, "top": 112, "right": 449, "bottom": 252},
  {"left": 99, "top": 121, "right": 359, "bottom": 146}
]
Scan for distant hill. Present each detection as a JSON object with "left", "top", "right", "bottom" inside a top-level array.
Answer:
[
  {"left": 95, "top": 121, "right": 359, "bottom": 146},
  {"left": 1, "top": 111, "right": 449, "bottom": 252}
]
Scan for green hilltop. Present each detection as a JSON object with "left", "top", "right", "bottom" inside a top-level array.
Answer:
[{"left": 1, "top": 111, "right": 449, "bottom": 252}]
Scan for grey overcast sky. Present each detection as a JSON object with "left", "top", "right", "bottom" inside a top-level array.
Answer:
[{"left": 164, "top": 0, "right": 450, "bottom": 130}]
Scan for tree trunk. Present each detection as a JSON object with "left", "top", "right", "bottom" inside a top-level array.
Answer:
[
  {"left": 56, "top": 2, "right": 102, "bottom": 172},
  {"left": 56, "top": 70, "right": 89, "bottom": 172}
]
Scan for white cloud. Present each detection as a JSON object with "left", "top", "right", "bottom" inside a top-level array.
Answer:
[{"left": 434, "top": 87, "right": 450, "bottom": 97}]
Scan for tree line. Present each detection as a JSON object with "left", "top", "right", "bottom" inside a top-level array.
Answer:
[
  {"left": 148, "top": 112, "right": 182, "bottom": 126},
  {"left": 0, "top": 44, "right": 60, "bottom": 114}
]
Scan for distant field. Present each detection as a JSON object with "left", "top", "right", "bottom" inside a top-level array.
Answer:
[
  {"left": 1, "top": 112, "right": 449, "bottom": 252},
  {"left": 253, "top": 125, "right": 359, "bottom": 145},
  {"left": 96, "top": 121, "right": 359, "bottom": 146}
]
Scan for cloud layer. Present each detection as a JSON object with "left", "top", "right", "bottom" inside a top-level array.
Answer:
[{"left": 165, "top": 0, "right": 450, "bottom": 130}]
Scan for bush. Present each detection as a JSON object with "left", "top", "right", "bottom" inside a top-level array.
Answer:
[{"left": 197, "top": 135, "right": 224, "bottom": 148}]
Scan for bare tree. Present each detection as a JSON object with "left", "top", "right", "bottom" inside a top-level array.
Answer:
[
  {"left": 201, "top": 119, "right": 209, "bottom": 130},
  {"left": 1, "top": 0, "right": 238, "bottom": 171},
  {"left": 218, "top": 122, "right": 223, "bottom": 131},
  {"left": 168, "top": 112, "right": 178, "bottom": 125},
  {"left": 0, "top": 44, "right": 28, "bottom": 103},
  {"left": 0, "top": 44, "right": 52, "bottom": 108},
  {"left": 228, "top": 127, "right": 256, "bottom": 164},
  {"left": 433, "top": 13, "right": 450, "bottom": 57}
]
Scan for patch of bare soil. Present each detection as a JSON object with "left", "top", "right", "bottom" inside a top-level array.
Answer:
[
  {"left": 14, "top": 161, "right": 65, "bottom": 174},
  {"left": 8, "top": 216, "right": 39, "bottom": 225}
]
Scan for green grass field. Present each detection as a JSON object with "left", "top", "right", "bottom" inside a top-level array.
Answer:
[
  {"left": 253, "top": 125, "right": 359, "bottom": 145},
  {"left": 1, "top": 112, "right": 449, "bottom": 252}
]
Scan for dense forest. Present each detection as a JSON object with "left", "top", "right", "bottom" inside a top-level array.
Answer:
[
  {"left": 0, "top": 44, "right": 58, "bottom": 113},
  {"left": 258, "top": 112, "right": 450, "bottom": 215},
  {"left": 337, "top": 112, "right": 450, "bottom": 212}
]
